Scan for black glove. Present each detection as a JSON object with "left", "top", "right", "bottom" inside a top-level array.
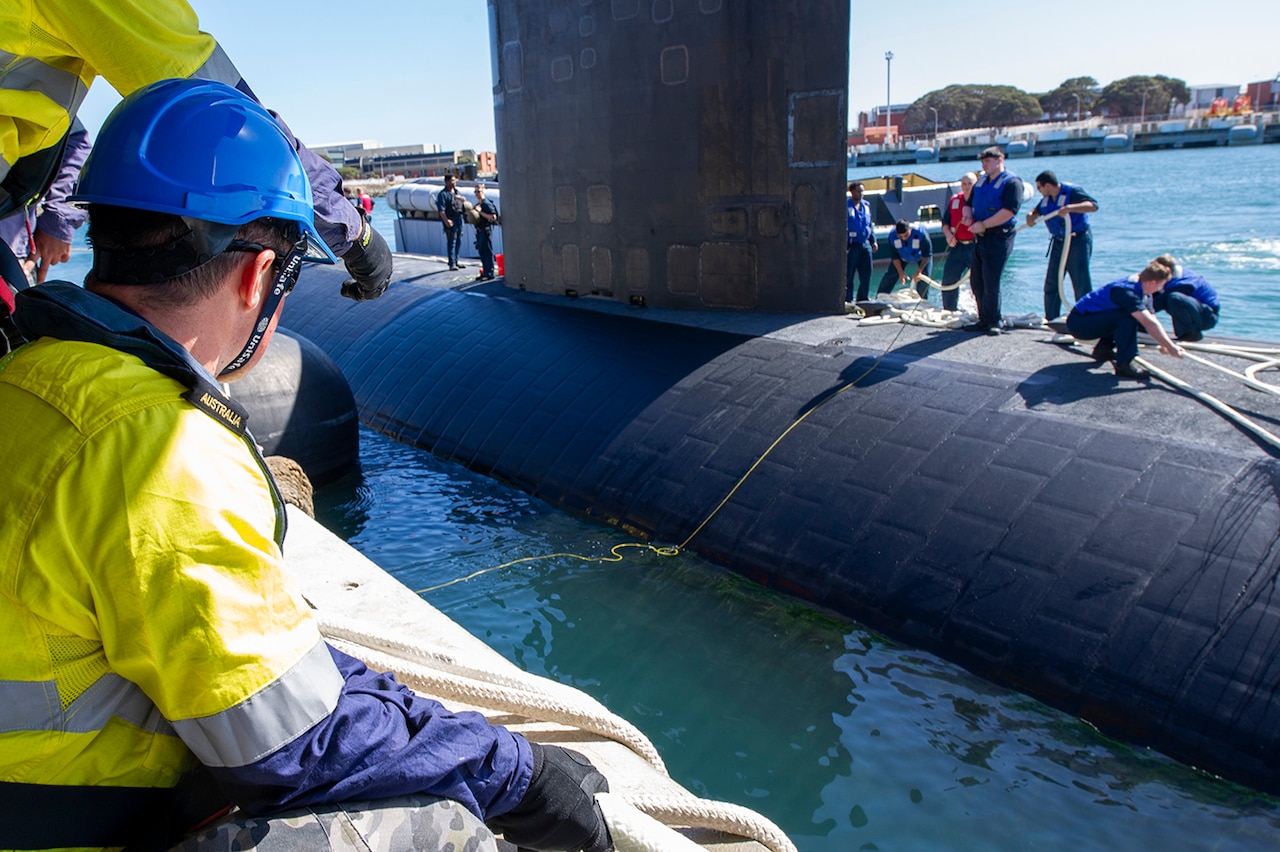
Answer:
[
  {"left": 486, "top": 744, "right": 613, "bottom": 852},
  {"left": 339, "top": 218, "right": 392, "bottom": 301}
]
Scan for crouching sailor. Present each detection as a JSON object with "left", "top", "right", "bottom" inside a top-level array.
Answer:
[
  {"left": 1065, "top": 261, "right": 1184, "bottom": 380},
  {"left": 1150, "top": 253, "right": 1220, "bottom": 343},
  {"left": 0, "top": 79, "right": 610, "bottom": 852},
  {"left": 877, "top": 218, "right": 933, "bottom": 298}
]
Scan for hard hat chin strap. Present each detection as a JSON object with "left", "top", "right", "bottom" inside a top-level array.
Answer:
[{"left": 217, "top": 240, "right": 306, "bottom": 379}]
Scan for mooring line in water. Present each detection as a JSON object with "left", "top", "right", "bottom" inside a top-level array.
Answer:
[
  {"left": 413, "top": 541, "right": 679, "bottom": 593},
  {"left": 418, "top": 299, "right": 923, "bottom": 589}
]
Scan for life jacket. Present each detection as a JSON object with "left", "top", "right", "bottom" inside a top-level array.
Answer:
[
  {"left": 890, "top": 226, "right": 928, "bottom": 262},
  {"left": 1164, "top": 269, "right": 1220, "bottom": 310},
  {"left": 1073, "top": 278, "right": 1143, "bottom": 314},
  {"left": 970, "top": 169, "right": 1018, "bottom": 226},
  {"left": 1038, "top": 182, "right": 1090, "bottom": 238},
  {"left": 847, "top": 197, "right": 874, "bottom": 243},
  {"left": 946, "top": 192, "right": 974, "bottom": 241}
]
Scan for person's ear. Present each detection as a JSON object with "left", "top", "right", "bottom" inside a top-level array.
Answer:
[{"left": 237, "top": 249, "right": 276, "bottom": 311}]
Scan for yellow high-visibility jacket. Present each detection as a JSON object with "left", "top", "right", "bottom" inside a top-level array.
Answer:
[
  {"left": 0, "top": 284, "right": 532, "bottom": 850},
  {"left": 1, "top": 0, "right": 216, "bottom": 186},
  {"left": 0, "top": 323, "right": 337, "bottom": 845}
]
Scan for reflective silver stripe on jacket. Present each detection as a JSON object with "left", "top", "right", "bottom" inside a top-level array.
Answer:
[
  {"left": 172, "top": 640, "right": 343, "bottom": 769},
  {"left": 1, "top": 48, "right": 91, "bottom": 181},
  {"left": 0, "top": 673, "right": 172, "bottom": 736},
  {"left": 190, "top": 43, "right": 242, "bottom": 88}
]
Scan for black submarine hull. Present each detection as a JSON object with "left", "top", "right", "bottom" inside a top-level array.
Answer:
[{"left": 280, "top": 266, "right": 1280, "bottom": 795}]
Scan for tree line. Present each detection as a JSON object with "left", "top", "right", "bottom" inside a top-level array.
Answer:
[{"left": 894, "top": 75, "right": 1192, "bottom": 134}]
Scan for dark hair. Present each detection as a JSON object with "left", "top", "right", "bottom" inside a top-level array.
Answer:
[
  {"left": 86, "top": 206, "right": 293, "bottom": 308},
  {"left": 848, "top": 181, "right": 863, "bottom": 192},
  {"left": 895, "top": 219, "right": 909, "bottom": 234},
  {"left": 1035, "top": 170, "right": 1059, "bottom": 186}
]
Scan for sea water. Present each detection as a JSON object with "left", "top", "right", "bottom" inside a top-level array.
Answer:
[{"left": 315, "top": 426, "right": 1280, "bottom": 851}]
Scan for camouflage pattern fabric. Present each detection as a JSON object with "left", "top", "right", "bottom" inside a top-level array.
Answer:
[{"left": 172, "top": 794, "right": 500, "bottom": 852}]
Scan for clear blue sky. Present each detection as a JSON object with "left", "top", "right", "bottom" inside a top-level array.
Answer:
[{"left": 75, "top": 0, "right": 1278, "bottom": 151}]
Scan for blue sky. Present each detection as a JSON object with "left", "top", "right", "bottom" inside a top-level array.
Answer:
[{"left": 75, "top": 0, "right": 1278, "bottom": 152}]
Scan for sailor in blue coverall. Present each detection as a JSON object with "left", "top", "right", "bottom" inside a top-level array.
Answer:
[
  {"left": 846, "top": 181, "right": 879, "bottom": 302},
  {"left": 1065, "top": 262, "right": 1184, "bottom": 379},
  {"left": 877, "top": 219, "right": 933, "bottom": 298},
  {"left": 1150, "top": 254, "right": 1220, "bottom": 342},
  {"left": 1026, "top": 170, "right": 1098, "bottom": 320}
]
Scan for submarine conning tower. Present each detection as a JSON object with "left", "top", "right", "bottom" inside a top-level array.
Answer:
[{"left": 487, "top": 0, "right": 850, "bottom": 313}]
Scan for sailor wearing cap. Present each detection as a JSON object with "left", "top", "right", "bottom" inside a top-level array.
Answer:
[{"left": 962, "top": 146, "right": 1023, "bottom": 335}]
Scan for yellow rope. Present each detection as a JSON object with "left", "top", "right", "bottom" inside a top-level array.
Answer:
[
  {"left": 420, "top": 296, "right": 923, "bottom": 590},
  {"left": 678, "top": 296, "right": 920, "bottom": 549},
  {"left": 414, "top": 542, "right": 679, "bottom": 593}
]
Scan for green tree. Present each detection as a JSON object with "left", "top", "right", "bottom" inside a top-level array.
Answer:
[
  {"left": 338, "top": 165, "right": 360, "bottom": 180},
  {"left": 901, "top": 84, "right": 1043, "bottom": 134},
  {"left": 1097, "top": 74, "right": 1188, "bottom": 118},
  {"left": 1037, "top": 76, "right": 1099, "bottom": 119}
]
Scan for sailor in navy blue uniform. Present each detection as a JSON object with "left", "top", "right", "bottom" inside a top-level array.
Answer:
[
  {"left": 1150, "top": 254, "right": 1220, "bottom": 342},
  {"left": 876, "top": 219, "right": 933, "bottom": 298},
  {"left": 1065, "top": 262, "right": 1184, "bottom": 379},
  {"left": 964, "top": 146, "right": 1023, "bottom": 335},
  {"left": 1027, "top": 170, "right": 1098, "bottom": 321},
  {"left": 846, "top": 181, "right": 879, "bottom": 303}
]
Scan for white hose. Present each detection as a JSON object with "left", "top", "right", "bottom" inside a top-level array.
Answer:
[
  {"left": 1134, "top": 356, "right": 1280, "bottom": 452},
  {"left": 1056, "top": 218, "right": 1074, "bottom": 317}
]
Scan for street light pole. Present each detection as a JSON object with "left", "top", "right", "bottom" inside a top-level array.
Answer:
[
  {"left": 884, "top": 51, "right": 894, "bottom": 145},
  {"left": 1073, "top": 92, "right": 1082, "bottom": 123},
  {"left": 928, "top": 106, "right": 939, "bottom": 139}
]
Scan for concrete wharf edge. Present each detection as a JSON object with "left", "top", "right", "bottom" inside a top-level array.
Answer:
[{"left": 278, "top": 255, "right": 1280, "bottom": 796}]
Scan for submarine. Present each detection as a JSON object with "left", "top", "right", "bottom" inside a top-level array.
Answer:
[{"left": 253, "top": 0, "right": 1280, "bottom": 800}]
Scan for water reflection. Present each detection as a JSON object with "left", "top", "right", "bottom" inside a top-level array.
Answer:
[{"left": 316, "top": 427, "right": 1280, "bottom": 851}]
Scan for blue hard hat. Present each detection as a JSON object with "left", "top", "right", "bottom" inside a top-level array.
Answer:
[{"left": 71, "top": 78, "right": 338, "bottom": 264}]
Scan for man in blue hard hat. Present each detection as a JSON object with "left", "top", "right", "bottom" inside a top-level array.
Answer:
[
  {"left": 1, "top": 0, "right": 394, "bottom": 357},
  {"left": 0, "top": 79, "right": 611, "bottom": 852}
]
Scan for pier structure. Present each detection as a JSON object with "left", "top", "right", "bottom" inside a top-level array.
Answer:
[{"left": 853, "top": 112, "right": 1280, "bottom": 168}]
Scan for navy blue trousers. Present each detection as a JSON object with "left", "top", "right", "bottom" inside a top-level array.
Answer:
[
  {"left": 1043, "top": 229, "right": 1093, "bottom": 320},
  {"left": 972, "top": 229, "right": 1015, "bottom": 328},
  {"left": 938, "top": 242, "right": 973, "bottom": 311},
  {"left": 1066, "top": 308, "right": 1141, "bottom": 363},
  {"left": 443, "top": 222, "right": 463, "bottom": 267},
  {"left": 475, "top": 228, "right": 494, "bottom": 277},
  {"left": 846, "top": 242, "right": 874, "bottom": 302},
  {"left": 1161, "top": 292, "right": 1218, "bottom": 339}
]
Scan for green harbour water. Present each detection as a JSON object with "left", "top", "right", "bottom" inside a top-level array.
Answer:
[{"left": 316, "top": 426, "right": 1280, "bottom": 851}]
